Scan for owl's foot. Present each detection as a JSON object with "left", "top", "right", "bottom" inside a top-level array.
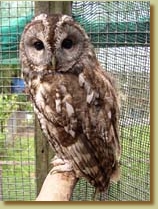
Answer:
[{"left": 50, "top": 156, "right": 73, "bottom": 174}]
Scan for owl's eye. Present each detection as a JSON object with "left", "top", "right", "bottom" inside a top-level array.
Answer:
[
  {"left": 62, "top": 38, "right": 73, "bottom": 49},
  {"left": 33, "top": 41, "right": 44, "bottom": 50}
]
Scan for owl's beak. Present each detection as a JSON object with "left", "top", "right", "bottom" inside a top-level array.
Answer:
[{"left": 51, "top": 56, "right": 56, "bottom": 70}]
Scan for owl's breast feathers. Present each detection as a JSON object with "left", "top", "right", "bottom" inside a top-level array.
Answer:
[{"left": 29, "top": 66, "right": 121, "bottom": 192}]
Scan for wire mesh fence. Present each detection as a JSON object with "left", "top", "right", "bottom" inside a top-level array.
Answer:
[
  {"left": 72, "top": 1, "right": 150, "bottom": 201},
  {"left": 0, "top": 1, "right": 35, "bottom": 201},
  {"left": 0, "top": 1, "right": 150, "bottom": 201}
]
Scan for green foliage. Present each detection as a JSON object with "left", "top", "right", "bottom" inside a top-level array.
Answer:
[
  {"left": 0, "top": 93, "right": 32, "bottom": 150},
  {"left": 0, "top": 94, "right": 31, "bottom": 123},
  {"left": 0, "top": 64, "right": 21, "bottom": 93},
  {"left": 0, "top": 94, "right": 19, "bottom": 128},
  {"left": 2, "top": 136, "right": 36, "bottom": 201},
  {"left": 0, "top": 94, "right": 32, "bottom": 120}
]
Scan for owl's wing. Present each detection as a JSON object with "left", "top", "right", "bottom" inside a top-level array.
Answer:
[
  {"left": 70, "top": 68, "right": 121, "bottom": 190},
  {"left": 73, "top": 70, "right": 120, "bottom": 189}
]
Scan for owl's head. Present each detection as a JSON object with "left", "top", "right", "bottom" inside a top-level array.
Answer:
[{"left": 20, "top": 13, "right": 97, "bottom": 76}]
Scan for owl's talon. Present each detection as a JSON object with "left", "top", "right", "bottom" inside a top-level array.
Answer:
[
  {"left": 51, "top": 156, "right": 65, "bottom": 166},
  {"left": 50, "top": 156, "right": 73, "bottom": 174}
]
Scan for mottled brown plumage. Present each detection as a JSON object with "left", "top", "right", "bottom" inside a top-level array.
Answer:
[{"left": 20, "top": 14, "right": 121, "bottom": 192}]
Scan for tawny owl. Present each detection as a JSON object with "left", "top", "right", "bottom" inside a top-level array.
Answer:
[{"left": 20, "top": 14, "right": 121, "bottom": 192}]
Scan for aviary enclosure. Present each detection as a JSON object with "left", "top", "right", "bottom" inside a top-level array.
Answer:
[{"left": 0, "top": 1, "right": 150, "bottom": 201}]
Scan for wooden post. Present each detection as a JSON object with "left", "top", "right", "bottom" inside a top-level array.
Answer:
[
  {"left": 35, "top": 1, "right": 72, "bottom": 16},
  {"left": 34, "top": 118, "right": 51, "bottom": 196},
  {"left": 34, "top": 1, "right": 72, "bottom": 199},
  {"left": 0, "top": 166, "right": 2, "bottom": 200}
]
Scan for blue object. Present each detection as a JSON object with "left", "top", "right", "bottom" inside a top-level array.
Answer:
[{"left": 11, "top": 78, "right": 25, "bottom": 93}]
